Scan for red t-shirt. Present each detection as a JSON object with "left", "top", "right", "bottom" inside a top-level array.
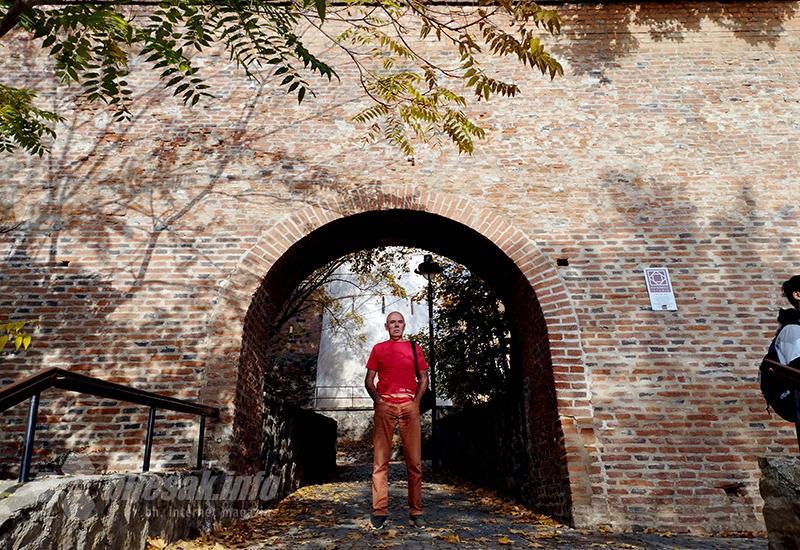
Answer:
[{"left": 366, "top": 340, "right": 428, "bottom": 403}]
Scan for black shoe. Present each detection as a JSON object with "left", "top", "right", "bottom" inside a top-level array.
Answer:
[
  {"left": 370, "top": 515, "right": 387, "bottom": 530},
  {"left": 409, "top": 515, "right": 426, "bottom": 529}
]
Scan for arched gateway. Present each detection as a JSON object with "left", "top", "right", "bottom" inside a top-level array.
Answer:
[{"left": 201, "top": 187, "right": 604, "bottom": 526}]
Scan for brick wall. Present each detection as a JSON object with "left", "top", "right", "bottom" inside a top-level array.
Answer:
[
  {"left": 263, "top": 305, "right": 324, "bottom": 407},
  {"left": 2, "top": 1, "right": 799, "bottom": 533}
]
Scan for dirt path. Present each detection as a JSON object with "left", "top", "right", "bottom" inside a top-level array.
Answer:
[{"left": 149, "top": 463, "right": 766, "bottom": 549}]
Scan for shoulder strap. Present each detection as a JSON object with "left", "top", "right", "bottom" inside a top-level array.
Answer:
[{"left": 410, "top": 340, "right": 419, "bottom": 376}]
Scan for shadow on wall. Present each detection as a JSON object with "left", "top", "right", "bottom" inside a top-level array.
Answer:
[
  {"left": 584, "top": 167, "right": 798, "bottom": 529},
  {"left": 0, "top": 81, "right": 353, "bottom": 478},
  {"left": 0, "top": 246, "right": 205, "bottom": 478},
  {"left": 556, "top": 2, "right": 798, "bottom": 76}
]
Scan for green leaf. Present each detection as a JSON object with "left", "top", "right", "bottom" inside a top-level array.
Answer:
[
  {"left": 3, "top": 0, "right": 562, "bottom": 158},
  {"left": 314, "top": 0, "right": 326, "bottom": 22}
]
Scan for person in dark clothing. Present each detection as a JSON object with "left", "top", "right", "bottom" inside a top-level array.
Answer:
[
  {"left": 761, "top": 276, "right": 800, "bottom": 421},
  {"left": 775, "top": 276, "right": 800, "bottom": 365}
]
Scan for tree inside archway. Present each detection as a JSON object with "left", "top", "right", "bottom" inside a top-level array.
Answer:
[
  {"left": 262, "top": 246, "right": 412, "bottom": 405},
  {"left": 408, "top": 256, "right": 511, "bottom": 407},
  {"left": 263, "top": 247, "right": 511, "bottom": 409}
]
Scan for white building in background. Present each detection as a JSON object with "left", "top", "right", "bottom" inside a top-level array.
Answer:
[{"left": 313, "top": 251, "right": 430, "bottom": 410}]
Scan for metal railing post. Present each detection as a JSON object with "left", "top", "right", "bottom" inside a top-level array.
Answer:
[
  {"left": 0, "top": 367, "right": 219, "bottom": 483},
  {"left": 313, "top": 384, "right": 414, "bottom": 410},
  {"left": 143, "top": 406, "right": 156, "bottom": 472},
  {"left": 19, "top": 392, "right": 40, "bottom": 483},
  {"left": 427, "top": 275, "right": 440, "bottom": 471},
  {"left": 196, "top": 415, "right": 206, "bottom": 469}
]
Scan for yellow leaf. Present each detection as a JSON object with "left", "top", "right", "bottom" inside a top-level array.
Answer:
[
  {"left": 0, "top": 335, "right": 8, "bottom": 349},
  {"left": 498, "top": 535, "right": 513, "bottom": 545},
  {"left": 441, "top": 532, "right": 461, "bottom": 544},
  {"left": 14, "top": 335, "right": 22, "bottom": 350},
  {"left": 22, "top": 335, "right": 31, "bottom": 350},
  {"left": 145, "top": 538, "right": 168, "bottom": 550}
]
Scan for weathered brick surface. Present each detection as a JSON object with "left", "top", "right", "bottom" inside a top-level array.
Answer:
[{"left": 2, "top": 1, "right": 799, "bottom": 533}]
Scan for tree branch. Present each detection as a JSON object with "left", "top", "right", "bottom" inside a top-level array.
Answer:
[
  {"left": 298, "top": 9, "right": 388, "bottom": 107},
  {"left": 0, "top": 221, "right": 25, "bottom": 234},
  {"left": 0, "top": 0, "right": 41, "bottom": 39},
  {"left": 379, "top": 4, "right": 461, "bottom": 78}
]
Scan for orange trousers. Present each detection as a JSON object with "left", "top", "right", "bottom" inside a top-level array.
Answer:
[{"left": 371, "top": 400, "right": 422, "bottom": 516}]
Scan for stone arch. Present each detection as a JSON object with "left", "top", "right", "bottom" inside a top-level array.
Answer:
[{"left": 201, "top": 187, "right": 602, "bottom": 526}]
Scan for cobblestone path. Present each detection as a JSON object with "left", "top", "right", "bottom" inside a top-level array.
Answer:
[{"left": 152, "top": 463, "right": 767, "bottom": 549}]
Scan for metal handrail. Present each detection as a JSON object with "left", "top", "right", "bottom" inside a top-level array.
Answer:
[
  {"left": 312, "top": 384, "right": 453, "bottom": 410},
  {"left": 0, "top": 367, "right": 219, "bottom": 482},
  {"left": 313, "top": 385, "right": 372, "bottom": 409}
]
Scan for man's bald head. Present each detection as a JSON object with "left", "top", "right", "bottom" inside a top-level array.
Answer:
[
  {"left": 386, "top": 311, "right": 405, "bottom": 323},
  {"left": 384, "top": 311, "right": 406, "bottom": 341}
]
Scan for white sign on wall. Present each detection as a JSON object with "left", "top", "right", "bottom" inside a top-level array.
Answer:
[{"left": 643, "top": 267, "right": 677, "bottom": 311}]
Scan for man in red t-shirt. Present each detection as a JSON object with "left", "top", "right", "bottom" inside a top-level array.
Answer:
[{"left": 364, "top": 311, "right": 429, "bottom": 530}]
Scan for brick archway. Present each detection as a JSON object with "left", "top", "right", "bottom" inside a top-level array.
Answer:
[{"left": 202, "top": 187, "right": 602, "bottom": 526}]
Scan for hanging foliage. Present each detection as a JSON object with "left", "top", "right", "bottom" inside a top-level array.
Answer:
[{"left": 1, "top": 0, "right": 563, "bottom": 157}]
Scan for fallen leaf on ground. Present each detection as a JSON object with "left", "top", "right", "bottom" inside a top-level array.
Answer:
[{"left": 440, "top": 532, "right": 461, "bottom": 544}]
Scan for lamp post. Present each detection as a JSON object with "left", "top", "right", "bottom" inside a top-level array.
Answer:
[{"left": 415, "top": 253, "right": 442, "bottom": 470}]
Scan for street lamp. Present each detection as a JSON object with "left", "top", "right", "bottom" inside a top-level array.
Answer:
[{"left": 415, "top": 253, "right": 442, "bottom": 470}]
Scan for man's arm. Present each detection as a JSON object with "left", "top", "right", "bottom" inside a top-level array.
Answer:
[
  {"left": 414, "top": 371, "right": 429, "bottom": 404},
  {"left": 365, "top": 370, "right": 383, "bottom": 404}
]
